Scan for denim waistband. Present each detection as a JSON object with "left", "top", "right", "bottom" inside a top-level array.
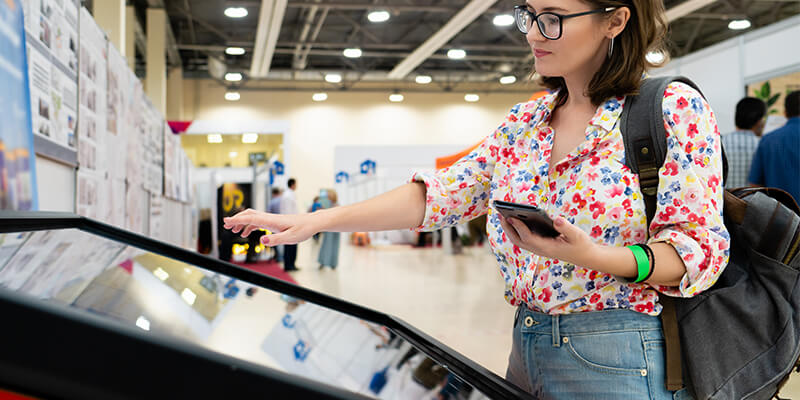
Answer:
[{"left": 515, "top": 307, "right": 662, "bottom": 336}]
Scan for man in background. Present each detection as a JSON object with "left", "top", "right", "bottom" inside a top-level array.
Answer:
[
  {"left": 280, "top": 178, "right": 299, "bottom": 271},
  {"left": 268, "top": 188, "right": 283, "bottom": 262},
  {"left": 722, "top": 97, "right": 766, "bottom": 188},
  {"left": 749, "top": 91, "right": 800, "bottom": 202}
]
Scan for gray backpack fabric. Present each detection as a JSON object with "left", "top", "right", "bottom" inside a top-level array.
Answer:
[{"left": 620, "top": 76, "right": 800, "bottom": 400}]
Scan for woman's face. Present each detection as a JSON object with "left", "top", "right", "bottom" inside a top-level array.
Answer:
[{"left": 525, "top": 0, "right": 611, "bottom": 80}]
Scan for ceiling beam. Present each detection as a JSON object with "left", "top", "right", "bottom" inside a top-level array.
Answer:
[
  {"left": 387, "top": 0, "right": 499, "bottom": 79},
  {"left": 250, "top": 0, "right": 289, "bottom": 77},
  {"left": 666, "top": 0, "right": 719, "bottom": 21}
]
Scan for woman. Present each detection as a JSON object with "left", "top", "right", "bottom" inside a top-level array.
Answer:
[
  {"left": 317, "top": 189, "right": 341, "bottom": 269},
  {"left": 224, "top": 0, "right": 729, "bottom": 397}
]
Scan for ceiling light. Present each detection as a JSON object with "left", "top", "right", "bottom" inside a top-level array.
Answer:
[
  {"left": 645, "top": 51, "right": 665, "bottom": 64},
  {"left": 367, "top": 10, "right": 390, "bottom": 23},
  {"left": 389, "top": 94, "right": 404, "bottom": 102},
  {"left": 497, "top": 63, "right": 513, "bottom": 73},
  {"left": 728, "top": 19, "right": 751, "bottom": 30},
  {"left": 181, "top": 288, "right": 197, "bottom": 306},
  {"left": 225, "top": 91, "right": 240, "bottom": 101},
  {"left": 207, "top": 134, "right": 223, "bottom": 144},
  {"left": 499, "top": 75, "right": 517, "bottom": 85},
  {"left": 225, "top": 72, "right": 243, "bottom": 82},
  {"left": 464, "top": 94, "right": 480, "bottom": 102},
  {"left": 493, "top": 14, "right": 515, "bottom": 27},
  {"left": 312, "top": 92, "right": 328, "bottom": 102},
  {"left": 242, "top": 133, "right": 258, "bottom": 144},
  {"left": 447, "top": 49, "right": 466, "bottom": 60},
  {"left": 135, "top": 316, "right": 150, "bottom": 331},
  {"left": 153, "top": 267, "right": 169, "bottom": 281},
  {"left": 229, "top": 151, "right": 238, "bottom": 158},
  {"left": 224, "top": 7, "right": 248, "bottom": 18},
  {"left": 225, "top": 47, "right": 246, "bottom": 56},
  {"left": 343, "top": 48, "right": 362, "bottom": 58},
  {"left": 325, "top": 73, "right": 342, "bottom": 83},
  {"left": 415, "top": 75, "right": 432, "bottom": 84}
]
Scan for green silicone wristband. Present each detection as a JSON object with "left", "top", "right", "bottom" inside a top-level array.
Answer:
[{"left": 628, "top": 245, "right": 650, "bottom": 283}]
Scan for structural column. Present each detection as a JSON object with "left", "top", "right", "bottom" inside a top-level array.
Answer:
[
  {"left": 92, "top": 0, "right": 126, "bottom": 54},
  {"left": 125, "top": 5, "right": 137, "bottom": 70},
  {"left": 146, "top": 8, "right": 167, "bottom": 115},
  {"left": 167, "top": 67, "right": 184, "bottom": 121}
]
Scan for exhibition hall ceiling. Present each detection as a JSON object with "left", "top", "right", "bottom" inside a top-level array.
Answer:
[{"left": 127, "top": 0, "right": 800, "bottom": 92}]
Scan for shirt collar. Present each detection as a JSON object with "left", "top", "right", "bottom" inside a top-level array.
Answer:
[{"left": 589, "top": 96, "right": 626, "bottom": 133}]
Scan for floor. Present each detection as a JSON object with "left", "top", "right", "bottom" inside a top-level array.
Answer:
[{"left": 218, "top": 239, "right": 800, "bottom": 398}]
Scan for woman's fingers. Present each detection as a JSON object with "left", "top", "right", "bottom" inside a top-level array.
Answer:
[
  {"left": 499, "top": 216, "right": 522, "bottom": 244},
  {"left": 241, "top": 224, "right": 260, "bottom": 237}
]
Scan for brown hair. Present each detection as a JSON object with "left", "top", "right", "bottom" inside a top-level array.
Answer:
[{"left": 538, "top": 0, "right": 670, "bottom": 106}]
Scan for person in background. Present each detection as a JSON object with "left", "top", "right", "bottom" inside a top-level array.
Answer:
[
  {"left": 280, "top": 178, "right": 299, "bottom": 271},
  {"left": 268, "top": 188, "right": 283, "bottom": 262},
  {"left": 749, "top": 91, "right": 800, "bottom": 202},
  {"left": 722, "top": 97, "right": 766, "bottom": 188},
  {"left": 317, "top": 189, "right": 341, "bottom": 270}
]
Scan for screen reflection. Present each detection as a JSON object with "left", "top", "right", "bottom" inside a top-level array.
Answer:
[{"left": 0, "top": 230, "right": 486, "bottom": 399}]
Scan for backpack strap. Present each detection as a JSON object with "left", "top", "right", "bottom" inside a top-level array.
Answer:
[{"left": 619, "top": 75, "right": 706, "bottom": 392}]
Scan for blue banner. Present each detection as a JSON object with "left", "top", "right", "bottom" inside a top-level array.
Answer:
[{"left": 0, "top": 0, "right": 38, "bottom": 210}]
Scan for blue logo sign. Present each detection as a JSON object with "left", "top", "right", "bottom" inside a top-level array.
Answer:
[
  {"left": 335, "top": 171, "right": 350, "bottom": 183},
  {"left": 360, "top": 159, "right": 376, "bottom": 175}
]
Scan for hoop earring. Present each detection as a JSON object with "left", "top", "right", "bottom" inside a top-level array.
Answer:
[{"left": 608, "top": 36, "right": 614, "bottom": 58}]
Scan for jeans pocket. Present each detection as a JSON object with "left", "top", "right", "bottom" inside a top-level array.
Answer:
[{"left": 564, "top": 331, "right": 647, "bottom": 376}]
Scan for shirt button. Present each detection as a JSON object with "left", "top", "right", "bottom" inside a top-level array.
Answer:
[{"left": 523, "top": 316, "right": 535, "bottom": 327}]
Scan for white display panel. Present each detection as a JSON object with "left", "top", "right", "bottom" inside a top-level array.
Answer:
[{"left": 77, "top": 7, "right": 107, "bottom": 175}]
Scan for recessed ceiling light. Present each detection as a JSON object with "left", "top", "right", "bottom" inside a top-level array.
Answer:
[
  {"left": 728, "top": 19, "right": 751, "bottom": 30},
  {"left": 389, "top": 94, "right": 404, "bottom": 102},
  {"left": 415, "top": 75, "right": 432, "bottom": 84},
  {"left": 242, "top": 133, "right": 258, "bottom": 144},
  {"left": 325, "top": 73, "right": 342, "bottom": 83},
  {"left": 229, "top": 151, "right": 238, "bottom": 158},
  {"left": 465, "top": 94, "right": 480, "bottom": 102},
  {"left": 645, "top": 51, "right": 665, "bottom": 64},
  {"left": 225, "top": 47, "right": 246, "bottom": 56},
  {"left": 207, "top": 134, "right": 223, "bottom": 144},
  {"left": 224, "top": 7, "right": 248, "bottom": 18},
  {"left": 312, "top": 92, "right": 328, "bottom": 102},
  {"left": 367, "top": 10, "right": 390, "bottom": 23},
  {"left": 499, "top": 75, "right": 517, "bottom": 85},
  {"left": 343, "top": 48, "right": 362, "bottom": 58},
  {"left": 225, "top": 72, "right": 243, "bottom": 82},
  {"left": 225, "top": 91, "right": 240, "bottom": 101},
  {"left": 181, "top": 288, "right": 197, "bottom": 306},
  {"left": 447, "top": 49, "right": 466, "bottom": 60},
  {"left": 493, "top": 14, "right": 515, "bottom": 27}
]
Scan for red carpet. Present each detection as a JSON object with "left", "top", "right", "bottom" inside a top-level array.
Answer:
[{"left": 233, "top": 259, "right": 298, "bottom": 285}]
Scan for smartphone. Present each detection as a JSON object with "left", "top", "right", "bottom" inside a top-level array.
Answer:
[{"left": 493, "top": 200, "right": 560, "bottom": 238}]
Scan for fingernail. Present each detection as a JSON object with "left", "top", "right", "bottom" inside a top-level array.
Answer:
[{"left": 261, "top": 237, "right": 269, "bottom": 244}]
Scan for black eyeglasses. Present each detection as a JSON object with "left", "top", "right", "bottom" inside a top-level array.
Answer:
[{"left": 513, "top": 6, "right": 616, "bottom": 40}]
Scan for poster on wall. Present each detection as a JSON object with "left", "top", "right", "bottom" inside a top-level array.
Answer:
[
  {"left": 149, "top": 193, "right": 163, "bottom": 241},
  {"left": 126, "top": 184, "right": 148, "bottom": 236},
  {"left": 77, "top": 6, "right": 107, "bottom": 176},
  {"left": 163, "top": 126, "right": 181, "bottom": 201},
  {"left": 125, "top": 70, "right": 143, "bottom": 189},
  {"left": 0, "top": 0, "right": 38, "bottom": 211},
  {"left": 139, "top": 97, "right": 164, "bottom": 195},
  {"left": 76, "top": 170, "right": 106, "bottom": 219},
  {"left": 21, "top": 0, "right": 78, "bottom": 153},
  {"left": 106, "top": 44, "right": 128, "bottom": 181}
]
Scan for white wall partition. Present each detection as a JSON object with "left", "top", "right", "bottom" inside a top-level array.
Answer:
[{"left": 652, "top": 14, "right": 800, "bottom": 135}]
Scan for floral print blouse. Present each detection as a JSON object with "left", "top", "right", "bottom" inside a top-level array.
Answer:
[{"left": 410, "top": 82, "right": 730, "bottom": 316}]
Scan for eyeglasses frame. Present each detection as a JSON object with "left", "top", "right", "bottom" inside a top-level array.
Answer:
[{"left": 513, "top": 6, "right": 617, "bottom": 40}]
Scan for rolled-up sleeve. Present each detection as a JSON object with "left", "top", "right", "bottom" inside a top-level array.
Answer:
[
  {"left": 409, "top": 104, "right": 522, "bottom": 232},
  {"left": 648, "top": 82, "right": 731, "bottom": 297}
]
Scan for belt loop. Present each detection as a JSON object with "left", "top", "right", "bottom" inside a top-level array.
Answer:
[
  {"left": 552, "top": 315, "right": 560, "bottom": 347},
  {"left": 514, "top": 307, "right": 521, "bottom": 328}
]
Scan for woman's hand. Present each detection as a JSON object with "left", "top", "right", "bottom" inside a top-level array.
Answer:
[
  {"left": 498, "top": 214, "right": 600, "bottom": 268},
  {"left": 223, "top": 209, "right": 321, "bottom": 246}
]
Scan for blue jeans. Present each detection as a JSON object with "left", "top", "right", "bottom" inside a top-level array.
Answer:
[{"left": 506, "top": 307, "right": 692, "bottom": 400}]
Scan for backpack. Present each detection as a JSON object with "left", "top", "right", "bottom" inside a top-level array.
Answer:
[{"left": 620, "top": 76, "right": 800, "bottom": 400}]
